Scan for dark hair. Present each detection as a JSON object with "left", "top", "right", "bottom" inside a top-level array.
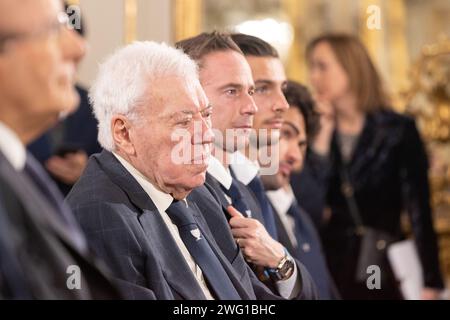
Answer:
[
  {"left": 175, "top": 31, "right": 243, "bottom": 65},
  {"left": 283, "top": 80, "right": 320, "bottom": 141},
  {"left": 306, "top": 33, "right": 389, "bottom": 112},
  {"left": 230, "top": 33, "right": 278, "bottom": 58}
]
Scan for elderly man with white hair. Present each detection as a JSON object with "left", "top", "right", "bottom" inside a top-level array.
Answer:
[{"left": 66, "top": 41, "right": 296, "bottom": 300}]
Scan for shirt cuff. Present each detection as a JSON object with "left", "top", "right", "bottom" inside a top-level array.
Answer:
[{"left": 274, "top": 262, "right": 301, "bottom": 299}]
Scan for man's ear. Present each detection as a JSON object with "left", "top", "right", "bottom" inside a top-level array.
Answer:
[{"left": 111, "top": 115, "right": 135, "bottom": 155}]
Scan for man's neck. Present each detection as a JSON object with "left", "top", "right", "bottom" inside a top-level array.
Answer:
[
  {"left": 0, "top": 114, "right": 58, "bottom": 145},
  {"left": 243, "top": 143, "right": 260, "bottom": 164},
  {"left": 212, "top": 147, "right": 233, "bottom": 168},
  {"left": 114, "top": 149, "right": 191, "bottom": 200}
]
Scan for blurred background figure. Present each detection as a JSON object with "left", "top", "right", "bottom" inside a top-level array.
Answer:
[
  {"left": 27, "top": 3, "right": 100, "bottom": 196},
  {"left": 0, "top": 0, "right": 119, "bottom": 299},
  {"left": 290, "top": 33, "right": 444, "bottom": 299}
]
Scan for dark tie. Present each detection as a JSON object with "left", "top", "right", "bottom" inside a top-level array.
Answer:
[
  {"left": 166, "top": 200, "right": 241, "bottom": 300},
  {"left": 220, "top": 179, "right": 251, "bottom": 218},
  {"left": 23, "top": 153, "right": 86, "bottom": 252},
  {"left": 247, "top": 175, "right": 279, "bottom": 240}
]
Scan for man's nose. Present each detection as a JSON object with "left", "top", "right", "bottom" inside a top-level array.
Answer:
[
  {"left": 272, "top": 89, "right": 290, "bottom": 113},
  {"left": 61, "top": 28, "right": 86, "bottom": 65},
  {"left": 241, "top": 93, "right": 258, "bottom": 115},
  {"left": 287, "top": 142, "right": 302, "bottom": 167},
  {"left": 192, "top": 118, "right": 215, "bottom": 145}
]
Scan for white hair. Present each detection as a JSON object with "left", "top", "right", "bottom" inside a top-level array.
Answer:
[{"left": 89, "top": 41, "right": 199, "bottom": 151}]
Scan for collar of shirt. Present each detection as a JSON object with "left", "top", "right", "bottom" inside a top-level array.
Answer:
[
  {"left": 266, "top": 186, "right": 295, "bottom": 216},
  {"left": 229, "top": 151, "right": 259, "bottom": 186},
  {"left": 112, "top": 152, "right": 179, "bottom": 213},
  {"left": 206, "top": 155, "right": 232, "bottom": 190},
  {"left": 0, "top": 121, "right": 26, "bottom": 171}
]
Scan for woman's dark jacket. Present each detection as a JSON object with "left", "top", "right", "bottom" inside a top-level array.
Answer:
[{"left": 291, "top": 110, "right": 444, "bottom": 290}]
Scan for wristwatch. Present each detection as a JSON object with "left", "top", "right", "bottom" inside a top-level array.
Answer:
[{"left": 265, "top": 250, "right": 295, "bottom": 282}]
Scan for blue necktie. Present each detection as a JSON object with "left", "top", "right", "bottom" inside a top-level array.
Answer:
[
  {"left": 247, "top": 175, "right": 279, "bottom": 240},
  {"left": 166, "top": 200, "right": 241, "bottom": 300},
  {"left": 221, "top": 179, "right": 251, "bottom": 218},
  {"left": 23, "top": 153, "right": 87, "bottom": 252}
]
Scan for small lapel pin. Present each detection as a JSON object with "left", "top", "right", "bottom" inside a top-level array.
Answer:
[
  {"left": 190, "top": 228, "right": 202, "bottom": 241},
  {"left": 245, "top": 210, "right": 252, "bottom": 218}
]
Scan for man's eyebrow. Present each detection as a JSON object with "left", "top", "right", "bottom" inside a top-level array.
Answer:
[
  {"left": 179, "top": 104, "right": 213, "bottom": 115},
  {"left": 218, "top": 83, "right": 244, "bottom": 91},
  {"left": 254, "top": 80, "right": 274, "bottom": 86},
  {"left": 283, "top": 121, "right": 300, "bottom": 135},
  {"left": 200, "top": 104, "right": 213, "bottom": 112}
]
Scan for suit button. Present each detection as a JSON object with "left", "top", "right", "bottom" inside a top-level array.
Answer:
[{"left": 302, "top": 243, "right": 311, "bottom": 252}]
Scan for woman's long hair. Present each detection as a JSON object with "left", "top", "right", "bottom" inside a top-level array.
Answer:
[{"left": 306, "top": 34, "right": 390, "bottom": 113}]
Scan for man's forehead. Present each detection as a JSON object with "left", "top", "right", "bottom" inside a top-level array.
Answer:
[
  {"left": 200, "top": 51, "right": 254, "bottom": 86},
  {"left": 246, "top": 56, "right": 286, "bottom": 81},
  {"left": 156, "top": 79, "right": 209, "bottom": 116},
  {"left": 284, "top": 108, "right": 305, "bottom": 133},
  {"left": 0, "top": 0, "right": 60, "bottom": 32}
]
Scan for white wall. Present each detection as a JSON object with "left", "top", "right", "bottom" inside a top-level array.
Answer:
[{"left": 76, "top": 0, "right": 173, "bottom": 88}]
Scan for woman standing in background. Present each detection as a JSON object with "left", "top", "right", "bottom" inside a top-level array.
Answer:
[{"left": 291, "top": 34, "right": 444, "bottom": 299}]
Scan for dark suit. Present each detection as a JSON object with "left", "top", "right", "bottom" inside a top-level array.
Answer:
[
  {"left": 270, "top": 200, "right": 340, "bottom": 300},
  {"left": 0, "top": 198, "right": 31, "bottom": 299},
  {"left": 66, "top": 150, "right": 288, "bottom": 299},
  {"left": 0, "top": 152, "right": 120, "bottom": 299},
  {"left": 204, "top": 172, "right": 318, "bottom": 299}
]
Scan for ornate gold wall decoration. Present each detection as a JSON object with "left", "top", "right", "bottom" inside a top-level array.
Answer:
[
  {"left": 386, "top": 0, "right": 410, "bottom": 112},
  {"left": 281, "top": 0, "right": 306, "bottom": 83},
  {"left": 403, "top": 36, "right": 450, "bottom": 283},
  {"left": 66, "top": 0, "right": 80, "bottom": 5},
  {"left": 124, "top": 0, "right": 137, "bottom": 44},
  {"left": 174, "top": 0, "right": 203, "bottom": 42}
]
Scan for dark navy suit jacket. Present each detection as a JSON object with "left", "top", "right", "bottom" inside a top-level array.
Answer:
[
  {"left": 0, "top": 152, "right": 119, "bottom": 299},
  {"left": 66, "top": 150, "right": 307, "bottom": 300},
  {"left": 270, "top": 200, "right": 340, "bottom": 299},
  {"left": 204, "top": 172, "right": 318, "bottom": 300}
]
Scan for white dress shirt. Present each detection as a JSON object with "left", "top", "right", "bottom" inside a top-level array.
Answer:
[
  {"left": 207, "top": 155, "right": 233, "bottom": 203},
  {"left": 266, "top": 186, "right": 298, "bottom": 248},
  {"left": 113, "top": 153, "right": 214, "bottom": 300},
  {"left": 229, "top": 151, "right": 259, "bottom": 186},
  {"left": 0, "top": 121, "right": 26, "bottom": 171},
  {"left": 211, "top": 153, "right": 300, "bottom": 299}
]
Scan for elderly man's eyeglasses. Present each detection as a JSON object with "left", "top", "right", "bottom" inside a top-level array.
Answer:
[{"left": 0, "top": 12, "right": 71, "bottom": 51}]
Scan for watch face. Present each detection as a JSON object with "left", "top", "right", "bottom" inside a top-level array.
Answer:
[{"left": 279, "top": 259, "right": 295, "bottom": 278}]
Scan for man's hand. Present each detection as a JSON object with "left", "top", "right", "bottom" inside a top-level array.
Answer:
[
  {"left": 45, "top": 150, "right": 88, "bottom": 185},
  {"left": 227, "top": 206, "right": 285, "bottom": 268}
]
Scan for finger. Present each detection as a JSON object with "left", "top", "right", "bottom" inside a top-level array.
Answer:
[
  {"left": 227, "top": 205, "right": 244, "bottom": 218},
  {"left": 231, "top": 228, "right": 253, "bottom": 239},
  {"left": 235, "top": 237, "right": 248, "bottom": 248},
  {"left": 229, "top": 216, "right": 252, "bottom": 229}
]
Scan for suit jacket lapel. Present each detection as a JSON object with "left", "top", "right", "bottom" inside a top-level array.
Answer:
[
  {"left": 0, "top": 154, "right": 87, "bottom": 256},
  {"left": 137, "top": 208, "right": 206, "bottom": 300},
  {"left": 205, "top": 173, "right": 232, "bottom": 214},
  {"left": 189, "top": 200, "right": 252, "bottom": 300},
  {"left": 96, "top": 150, "right": 206, "bottom": 300}
]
